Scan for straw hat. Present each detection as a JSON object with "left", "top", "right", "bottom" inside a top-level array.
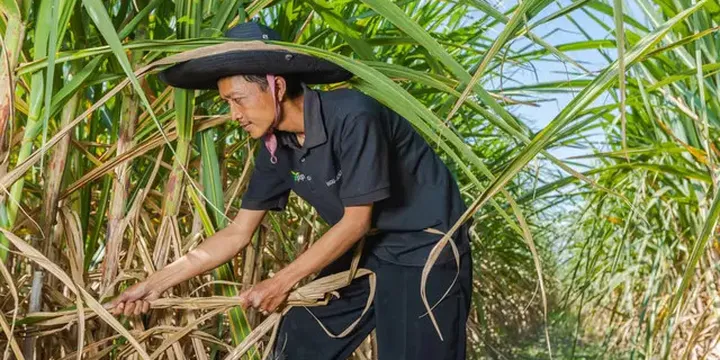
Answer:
[{"left": 159, "top": 22, "right": 353, "bottom": 89}]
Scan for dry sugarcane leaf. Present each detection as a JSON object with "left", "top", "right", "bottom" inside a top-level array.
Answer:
[
  {"left": 287, "top": 268, "right": 373, "bottom": 303},
  {"left": 0, "top": 309, "right": 23, "bottom": 360},
  {"left": 261, "top": 319, "right": 281, "bottom": 360},
  {"left": 24, "top": 313, "right": 96, "bottom": 328},
  {"left": 98, "top": 271, "right": 145, "bottom": 302},
  {"left": 56, "top": 334, "right": 121, "bottom": 360},
  {"left": 13, "top": 258, "right": 376, "bottom": 360},
  {"left": 223, "top": 313, "right": 281, "bottom": 360},
  {"left": 59, "top": 207, "right": 85, "bottom": 288},
  {"left": 224, "top": 268, "right": 376, "bottom": 360},
  {"left": 298, "top": 271, "right": 375, "bottom": 339},
  {"left": 73, "top": 290, "right": 85, "bottom": 360},
  {"left": 21, "top": 308, "right": 92, "bottom": 322},
  {"left": 113, "top": 325, "right": 232, "bottom": 358},
  {"left": 0, "top": 228, "right": 151, "bottom": 359},
  {"left": 505, "top": 192, "right": 552, "bottom": 357},
  {"left": 85, "top": 344, "right": 116, "bottom": 360},
  {"left": 150, "top": 296, "right": 244, "bottom": 310},
  {"left": 125, "top": 148, "right": 165, "bottom": 272},
  {"left": 223, "top": 143, "right": 255, "bottom": 215},
  {"left": 0, "top": 252, "right": 23, "bottom": 360},
  {"left": 0, "top": 77, "right": 131, "bottom": 190},
  {"left": 152, "top": 218, "right": 173, "bottom": 272},
  {"left": 420, "top": 228, "right": 461, "bottom": 341},
  {"left": 149, "top": 327, "right": 232, "bottom": 352},
  {"left": 20, "top": 323, "right": 74, "bottom": 338},
  {"left": 148, "top": 306, "right": 231, "bottom": 359},
  {"left": 135, "top": 233, "right": 156, "bottom": 276},
  {"left": 191, "top": 325, "right": 210, "bottom": 360},
  {"left": 189, "top": 280, "right": 246, "bottom": 297}
]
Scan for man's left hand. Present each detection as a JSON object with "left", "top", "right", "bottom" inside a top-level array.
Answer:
[{"left": 238, "top": 277, "right": 292, "bottom": 315}]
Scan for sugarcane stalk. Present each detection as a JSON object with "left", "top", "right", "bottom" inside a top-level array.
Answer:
[
  {"left": 21, "top": 90, "right": 81, "bottom": 359},
  {"left": 41, "top": 94, "right": 79, "bottom": 264},
  {"left": 22, "top": 268, "right": 43, "bottom": 358},
  {"left": 3, "top": 0, "right": 55, "bottom": 243},
  {"left": 100, "top": 90, "right": 137, "bottom": 292},
  {"left": 0, "top": 7, "right": 26, "bottom": 261}
]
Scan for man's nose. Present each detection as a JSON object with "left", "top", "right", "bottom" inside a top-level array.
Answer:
[{"left": 230, "top": 107, "right": 242, "bottom": 121}]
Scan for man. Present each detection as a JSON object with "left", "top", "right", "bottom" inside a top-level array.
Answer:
[{"left": 110, "top": 22, "right": 472, "bottom": 359}]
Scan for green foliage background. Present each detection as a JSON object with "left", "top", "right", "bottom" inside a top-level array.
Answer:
[{"left": 0, "top": 0, "right": 719, "bottom": 358}]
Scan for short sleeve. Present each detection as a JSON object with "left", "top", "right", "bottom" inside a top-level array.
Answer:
[
  {"left": 241, "top": 144, "right": 291, "bottom": 211},
  {"left": 338, "top": 113, "right": 391, "bottom": 206}
]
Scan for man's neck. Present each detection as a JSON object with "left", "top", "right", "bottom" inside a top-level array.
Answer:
[{"left": 277, "top": 94, "right": 305, "bottom": 134}]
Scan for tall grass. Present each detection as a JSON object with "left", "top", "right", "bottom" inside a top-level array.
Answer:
[{"left": 0, "top": 0, "right": 717, "bottom": 358}]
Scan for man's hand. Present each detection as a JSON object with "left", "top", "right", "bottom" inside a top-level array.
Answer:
[
  {"left": 104, "top": 209, "right": 266, "bottom": 317},
  {"left": 107, "top": 279, "right": 162, "bottom": 316},
  {"left": 238, "top": 277, "right": 292, "bottom": 315},
  {"left": 238, "top": 205, "right": 372, "bottom": 316}
]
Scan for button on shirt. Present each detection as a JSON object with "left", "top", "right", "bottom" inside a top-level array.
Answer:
[{"left": 240, "top": 85, "right": 469, "bottom": 265}]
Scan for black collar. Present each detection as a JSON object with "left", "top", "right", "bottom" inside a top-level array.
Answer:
[{"left": 277, "top": 84, "right": 327, "bottom": 153}]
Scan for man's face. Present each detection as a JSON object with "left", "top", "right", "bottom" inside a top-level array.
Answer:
[{"left": 218, "top": 75, "right": 275, "bottom": 139}]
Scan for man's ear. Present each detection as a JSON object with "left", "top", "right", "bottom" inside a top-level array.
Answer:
[{"left": 275, "top": 76, "right": 287, "bottom": 102}]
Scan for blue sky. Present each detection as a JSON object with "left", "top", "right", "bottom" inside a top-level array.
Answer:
[{"left": 481, "top": 0, "right": 649, "bottom": 162}]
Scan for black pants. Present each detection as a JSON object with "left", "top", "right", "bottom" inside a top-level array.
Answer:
[{"left": 271, "top": 246, "right": 472, "bottom": 359}]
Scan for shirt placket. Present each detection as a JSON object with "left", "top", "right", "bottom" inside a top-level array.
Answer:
[{"left": 299, "top": 153, "right": 315, "bottom": 192}]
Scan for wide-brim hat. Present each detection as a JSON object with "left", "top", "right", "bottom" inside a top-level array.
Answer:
[{"left": 159, "top": 22, "right": 353, "bottom": 89}]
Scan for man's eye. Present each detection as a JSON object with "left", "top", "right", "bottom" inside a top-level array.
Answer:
[{"left": 232, "top": 98, "right": 243, "bottom": 106}]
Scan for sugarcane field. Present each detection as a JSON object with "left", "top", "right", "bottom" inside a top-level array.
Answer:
[{"left": 1, "top": 0, "right": 720, "bottom": 359}]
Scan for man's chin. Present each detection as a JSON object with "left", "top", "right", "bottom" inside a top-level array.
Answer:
[
  {"left": 247, "top": 129, "right": 264, "bottom": 139},
  {"left": 242, "top": 124, "right": 270, "bottom": 139}
]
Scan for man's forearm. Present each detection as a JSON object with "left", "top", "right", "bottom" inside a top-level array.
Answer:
[
  {"left": 146, "top": 209, "right": 266, "bottom": 294},
  {"left": 274, "top": 213, "right": 370, "bottom": 290},
  {"left": 145, "top": 225, "right": 249, "bottom": 294}
]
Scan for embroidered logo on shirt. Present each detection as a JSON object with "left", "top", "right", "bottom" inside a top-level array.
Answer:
[
  {"left": 291, "top": 171, "right": 312, "bottom": 182},
  {"left": 326, "top": 170, "right": 342, "bottom": 187}
]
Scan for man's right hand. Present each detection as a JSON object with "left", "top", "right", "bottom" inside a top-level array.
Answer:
[{"left": 107, "top": 280, "right": 162, "bottom": 317}]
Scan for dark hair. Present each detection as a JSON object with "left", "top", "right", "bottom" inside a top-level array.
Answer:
[{"left": 241, "top": 74, "right": 304, "bottom": 99}]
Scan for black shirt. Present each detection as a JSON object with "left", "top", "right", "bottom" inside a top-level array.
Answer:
[{"left": 241, "top": 85, "right": 469, "bottom": 265}]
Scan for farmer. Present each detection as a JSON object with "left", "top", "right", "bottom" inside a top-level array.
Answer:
[{"left": 110, "top": 22, "right": 472, "bottom": 359}]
